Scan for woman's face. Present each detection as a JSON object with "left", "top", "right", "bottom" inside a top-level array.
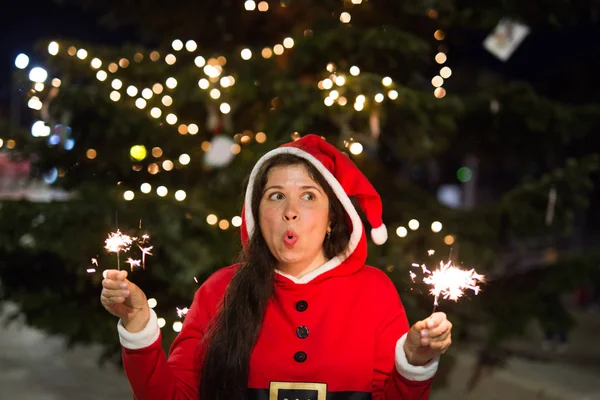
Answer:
[{"left": 258, "top": 164, "right": 330, "bottom": 275}]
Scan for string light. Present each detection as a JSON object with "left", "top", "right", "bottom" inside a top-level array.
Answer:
[
  {"left": 206, "top": 214, "right": 218, "bottom": 225},
  {"left": 408, "top": 219, "right": 420, "bottom": 230},
  {"left": 273, "top": 44, "right": 284, "bottom": 55},
  {"left": 135, "top": 98, "right": 147, "bottom": 109},
  {"left": 166, "top": 77, "right": 177, "bottom": 89},
  {"left": 185, "top": 40, "right": 197, "bottom": 52},
  {"left": 431, "top": 221, "right": 443, "bottom": 233},
  {"left": 220, "top": 103, "right": 231, "bottom": 114},
  {"left": 165, "top": 54, "right": 176, "bottom": 65},
  {"left": 396, "top": 227, "right": 408, "bottom": 238},
  {"left": 141, "top": 183, "right": 152, "bottom": 193},
  {"left": 175, "top": 190, "right": 187, "bottom": 201},
  {"left": 172, "top": 39, "right": 183, "bottom": 51},
  {"left": 244, "top": 0, "right": 256, "bottom": 11},
  {"left": 188, "top": 123, "right": 199, "bottom": 135},
  {"left": 340, "top": 12, "right": 351, "bottom": 23},
  {"left": 90, "top": 58, "right": 102, "bottom": 69},
  {"left": 431, "top": 76, "right": 444, "bottom": 87},
  {"left": 48, "top": 41, "right": 59, "bottom": 55},
  {"left": 179, "top": 154, "right": 191, "bottom": 165},
  {"left": 283, "top": 38, "right": 294, "bottom": 49},
  {"left": 111, "top": 79, "right": 123, "bottom": 90},
  {"left": 241, "top": 48, "right": 252, "bottom": 60},
  {"left": 162, "top": 95, "right": 173, "bottom": 106},
  {"left": 149, "top": 84, "right": 162, "bottom": 95},
  {"left": 152, "top": 147, "right": 163, "bottom": 157},
  {"left": 127, "top": 86, "right": 138, "bottom": 97},
  {"left": 77, "top": 49, "right": 88, "bottom": 59},
  {"left": 255, "top": 132, "right": 267, "bottom": 143},
  {"left": 96, "top": 70, "right": 107, "bottom": 81},
  {"left": 198, "top": 79, "right": 210, "bottom": 89},
  {"left": 157, "top": 186, "right": 168, "bottom": 197},
  {"left": 262, "top": 48, "right": 273, "bottom": 58},
  {"left": 150, "top": 107, "right": 162, "bottom": 118},
  {"left": 257, "top": 1, "right": 269, "bottom": 11},
  {"left": 142, "top": 88, "right": 153, "bottom": 99},
  {"left": 165, "top": 113, "right": 178, "bottom": 125},
  {"left": 194, "top": 56, "right": 206, "bottom": 67}
]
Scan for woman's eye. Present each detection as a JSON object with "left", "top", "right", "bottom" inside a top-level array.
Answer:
[
  {"left": 303, "top": 193, "right": 315, "bottom": 201},
  {"left": 269, "top": 192, "right": 284, "bottom": 200}
]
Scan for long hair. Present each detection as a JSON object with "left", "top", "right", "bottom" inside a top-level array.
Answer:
[{"left": 199, "top": 154, "right": 350, "bottom": 400}]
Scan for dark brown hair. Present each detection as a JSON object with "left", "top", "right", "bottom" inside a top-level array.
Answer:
[{"left": 199, "top": 154, "right": 350, "bottom": 400}]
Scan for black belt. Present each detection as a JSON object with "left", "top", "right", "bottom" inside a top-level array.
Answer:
[{"left": 248, "top": 382, "right": 371, "bottom": 400}]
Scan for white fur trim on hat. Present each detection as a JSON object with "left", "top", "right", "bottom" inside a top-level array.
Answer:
[
  {"left": 371, "top": 224, "right": 388, "bottom": 245},
  {"left": 244, "top": 147, "right": 363, "bottom": 283}
]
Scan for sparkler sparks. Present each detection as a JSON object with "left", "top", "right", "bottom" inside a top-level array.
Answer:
[
  {"left": 138, "top": 245, "right": 153, "bottom": 269},
  {"left": 125, "top": 258, "right": 142, "bottom": 270},
  {"left": 411, "top": 257, "right": 485, "bottom": 311},
  {"left": 176, "top": 307, "right": 189, "bottom": 318},
  {"left": 98, "top": 228, "right": 153, "bottom": 272}
]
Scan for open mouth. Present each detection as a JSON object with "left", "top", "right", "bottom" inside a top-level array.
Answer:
[{"left": 283, "top": 230, "right": 298, "bottom": 246}]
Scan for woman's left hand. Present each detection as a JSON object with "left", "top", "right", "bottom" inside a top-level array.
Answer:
[{"left": 404, "top": 312, "right": 452, "bottom": 366}]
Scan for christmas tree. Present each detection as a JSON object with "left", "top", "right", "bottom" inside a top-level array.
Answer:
[{"left": 1, "top": 0, "right": 599, "bottom": 385}]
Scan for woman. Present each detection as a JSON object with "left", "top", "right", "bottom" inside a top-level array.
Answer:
[{"left": 101, "top": 134, "right": 453, "bottom": 399}]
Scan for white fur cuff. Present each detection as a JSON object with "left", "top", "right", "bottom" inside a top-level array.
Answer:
[
  {"left": 117, "top": 308, "right": 160, "bottom": 350},
  {"left": 395, "top": 333, "right": 439, "bottom": 381}
]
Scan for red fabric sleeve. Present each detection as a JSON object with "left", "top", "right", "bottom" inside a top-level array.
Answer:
[
  {"left": 372, "top": 278, "right": 435, "bottom": 399},
  {"left": 121, "top": 280, "right": 216, "bottom": 400}
]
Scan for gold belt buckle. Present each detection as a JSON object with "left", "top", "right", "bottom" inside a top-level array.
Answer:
[{"left": 269, "top": 381, "right": 327, "bottom": 400}]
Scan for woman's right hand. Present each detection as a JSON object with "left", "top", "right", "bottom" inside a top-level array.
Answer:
[{"left": 101, "top": 269, "right": 150, "bottom": 333}]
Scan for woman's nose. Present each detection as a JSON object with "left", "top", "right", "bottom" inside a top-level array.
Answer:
[{"left": 283, "top": 203, "right": 299, "bottom": 221}]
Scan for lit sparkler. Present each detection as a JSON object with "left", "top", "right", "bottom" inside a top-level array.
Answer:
[
  {"left": 411, "top": 257, "right": 485, "bottom": 312},
  {"left": 105, "top": 230, "right": 133, "bottom": 270}
]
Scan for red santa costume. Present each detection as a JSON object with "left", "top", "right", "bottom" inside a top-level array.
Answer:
[{"left": 118, "top": 135, "right": 439, "bottom": 399}]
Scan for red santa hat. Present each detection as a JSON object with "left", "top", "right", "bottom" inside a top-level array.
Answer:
[{"left": 241, "top": 134, "right": 388, "bottom": 253}]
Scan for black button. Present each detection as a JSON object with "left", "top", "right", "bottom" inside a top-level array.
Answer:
[
  {"left": 296, "top": 326, "right": 309, "bottom": 339},
  {"left": 296, "top": 300, "right": 308, "bottom": 312},
  {"left": 294, "top": 351, "right": 307, "bottom": 363}
]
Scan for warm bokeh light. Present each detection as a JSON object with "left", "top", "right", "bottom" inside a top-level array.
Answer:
[
  {"left": 396, "top": 227, "right": 408, "bottom": 238},
  {"left": 206, "top": 214, "right": 218, "bottom": 225},
  {"left": 408, "top": 219, "right": 420, "bottom": 230}
]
